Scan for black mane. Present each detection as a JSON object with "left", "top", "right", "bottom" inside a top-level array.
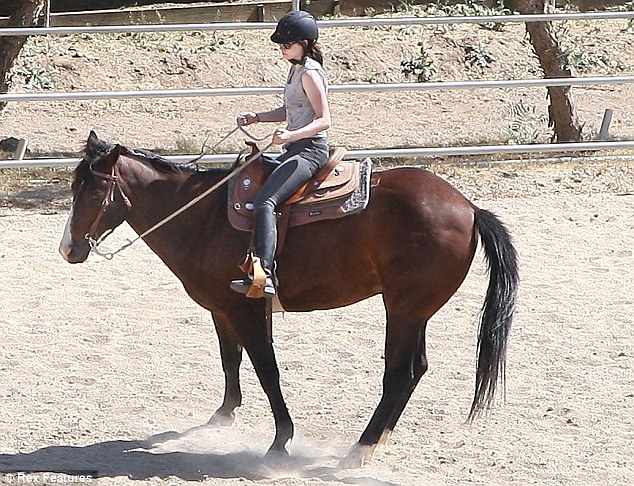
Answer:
[
  {"left": 75, "top": 138, "right": 199, "bottom": 184},
  {"left": 122, "top": 146, "right": 199, "bottom": 174}
]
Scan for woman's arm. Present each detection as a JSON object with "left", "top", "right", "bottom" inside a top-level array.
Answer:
[
  {"left": 257, "top": 106, "right": 287, "bottom": 123},
  {"left": 273, "top": 70, "right": 330, "bottom": 144},
  {"left": 238, "top": 106, "right": 286, "bottom": 126}
]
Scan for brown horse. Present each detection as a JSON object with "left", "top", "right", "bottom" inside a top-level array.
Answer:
[{"left": 59, "top": 131, "right": 518, "bottom": 467}]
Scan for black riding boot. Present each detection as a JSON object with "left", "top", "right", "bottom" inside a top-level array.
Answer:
[{"left": 230, "top": 204, "right": 277, "bottom": 297}]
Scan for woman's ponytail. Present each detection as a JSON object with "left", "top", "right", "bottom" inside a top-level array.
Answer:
[{"left": 304, "top": 40, "right": 324, "bottom": 66}]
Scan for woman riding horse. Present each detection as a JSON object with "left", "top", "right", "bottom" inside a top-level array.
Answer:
[{"left": 231, "top": 10, "right": 331, "bottom": 298}]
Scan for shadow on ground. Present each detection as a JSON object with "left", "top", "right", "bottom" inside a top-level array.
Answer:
[
  {"left": 0, "top": 428, "right": 399, "bottom": 485},
  {"left": 0, "top": 183, "right": 70, "bottom": 211}
]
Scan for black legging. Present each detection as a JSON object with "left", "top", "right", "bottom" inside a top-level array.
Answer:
[{"left": 253, "top": 138, "right": 328, "bottom": 270}]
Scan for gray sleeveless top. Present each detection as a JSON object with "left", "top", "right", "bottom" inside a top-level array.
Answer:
[{"left": 284, "top": 57, "right": 328, "bottom": 139}]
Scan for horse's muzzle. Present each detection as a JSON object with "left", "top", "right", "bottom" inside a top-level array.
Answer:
[{"left": 59, "top": 240, "right": 90, "bottom": 263}]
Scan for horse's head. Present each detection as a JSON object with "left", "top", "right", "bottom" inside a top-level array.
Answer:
[{"left": 59, "top": 131, "right": 130, "bottom": 263}]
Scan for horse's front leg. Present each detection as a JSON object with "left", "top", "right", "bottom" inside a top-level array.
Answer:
[
  {"left": 228, "top": 303, "right": 294, "bottom": 454},
  {"left": 209, "top": 312, "right": 243, "bottom": 426},
  {"left": 246, "top": 337, "right": 294, "bottom": 454}
]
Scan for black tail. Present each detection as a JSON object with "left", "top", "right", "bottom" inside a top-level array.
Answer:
[{"left": 469, "top": 208, "right": 519, "bottom": 421}]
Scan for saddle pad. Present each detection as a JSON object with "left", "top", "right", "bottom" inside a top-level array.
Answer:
[{"left": 287, "top": 158, "right": 372, "bottom": 226}]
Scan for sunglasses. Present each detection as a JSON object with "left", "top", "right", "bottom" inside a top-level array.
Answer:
[{"left": 280, "top": 42, "right": 296, "bottom": 50}]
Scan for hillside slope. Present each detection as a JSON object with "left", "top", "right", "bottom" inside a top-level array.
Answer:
[{"left": 1, "top": 8, "right": 633, "bottom": 157}]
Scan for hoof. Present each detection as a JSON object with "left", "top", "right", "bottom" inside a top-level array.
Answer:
[
  {"left": 265, "top": 446, "right": 289, "bottom": 457},
  {"left": 207, "top": 410, "right": 235, "bottom": 427},
  {"left": 338, "top": 443, "right": 375, "bottom": 470},
  {"left": 264, "top": 446, "right": 290, "bottom": 467},
  {"left": 139, "top": 430, "right": 180, "bottom": 449},
  {"left": 378, "top": 429, "right": 392, "bottom": 446}
]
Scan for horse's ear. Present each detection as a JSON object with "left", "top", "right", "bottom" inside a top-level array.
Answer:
[
  {"left": 246, "top": 140, "right": 260, "bottom": 158},
  {"left": 87, "top": 130, "right": 99, "bottom": 149},
  {"left": 103, "top": 143, "right": 121, "bottom": 169}
]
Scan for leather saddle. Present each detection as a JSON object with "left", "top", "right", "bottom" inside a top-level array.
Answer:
[{"left": 228, "top": 141, "right": 372, "bottom": 237}]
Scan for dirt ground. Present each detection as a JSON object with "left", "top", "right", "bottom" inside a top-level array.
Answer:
[
  {"left": 1, "top": 159, "right": 633, "bottom": 485},
  {"left": 1, "top": 7, "right": 634, "bottom": 486}
]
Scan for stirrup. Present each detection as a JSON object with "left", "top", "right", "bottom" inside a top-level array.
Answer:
[
  {"left": 232, "top": 253, "right": 276, "bottom": 298},
  {"left": 230, "top": 278, "right": 252, "bottom": 294},
  {"left": 230, "top": 276, "right": 276, "bottom": 298}
]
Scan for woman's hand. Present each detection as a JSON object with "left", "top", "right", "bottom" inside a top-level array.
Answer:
[
  {"left": 273, "top": 128, "right": 294, "bottom": 145},
  {"left": 237, "top": 112, "right": 258, "bottom": 126}
]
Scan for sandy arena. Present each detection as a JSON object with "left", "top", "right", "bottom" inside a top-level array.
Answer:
[
  {"left": 1, "top": 8, "right": 634, "bottom": 485},
  {"left": 0, "top": 159, "right": 632, "bottom": 485}
]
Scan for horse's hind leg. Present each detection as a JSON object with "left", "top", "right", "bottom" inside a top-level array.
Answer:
[
  {"left": 209, "top": 313, "right": 243, "bottom": 426},
  {"left": 380, "top": 324, "right": 428, "bottom": 444},
  {"left": 341, "top": 312, "right": 428, "bottom": 468}
]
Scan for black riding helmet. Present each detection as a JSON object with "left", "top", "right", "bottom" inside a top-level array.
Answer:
[{"left": 270, "top": 10, "right": 318, "bottom": 44}]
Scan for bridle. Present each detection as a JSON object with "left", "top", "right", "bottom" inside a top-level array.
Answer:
[
  {"left": 84, "top": 161, "right": 132, "bottom": 258},
  {"left": 82, "top": 135, "right": 274, "bottom": 260},
  {"left": 83, "top": 118, "right": 267, "bottom": 249}
]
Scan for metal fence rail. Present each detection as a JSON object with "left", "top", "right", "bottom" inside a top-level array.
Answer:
[
  {"left": 3, "top": 140, "right": 634, "bottom": 169},
  {"left": 1, "top": 9, "right": 633, "bottom": 167},
  {"left": 1, "top": 11, "right": 634, "bottom": 36},
  {"left": 2, "top": 76, "right": 634, "bottom": 103}
]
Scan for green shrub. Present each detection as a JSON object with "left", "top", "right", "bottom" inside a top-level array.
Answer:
[{"left": 401, "top": 42, "right": 437, "bottom": 82}]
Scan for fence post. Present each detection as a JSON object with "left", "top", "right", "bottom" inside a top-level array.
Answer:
[
  {"left": 256, "top": 4, "right": 265, "bottom": 22},
  {"left": 16, "top": 138, "right": 29, "bottom": 161},
  {"left": 599, "top": 108, "right": 613, "bottom": 141}
]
